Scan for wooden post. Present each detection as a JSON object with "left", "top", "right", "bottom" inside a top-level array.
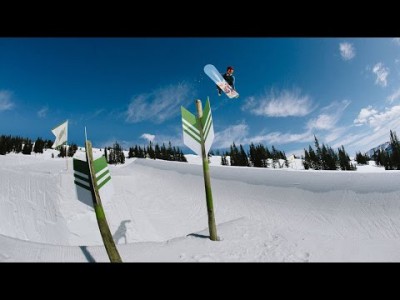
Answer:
[
  {"left": 85, "top": 140, "right": 122, "bottom": 262},
  {"left": 196, "top": 100, "right": 218, "bottom": 241}
]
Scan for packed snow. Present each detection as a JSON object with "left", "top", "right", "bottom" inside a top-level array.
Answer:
[{"left": 1, "top": 149, "right": 400, "bottom": 262}]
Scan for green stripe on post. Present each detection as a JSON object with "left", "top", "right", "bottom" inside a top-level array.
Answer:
[
  {"left": 181, "top": 106, "right": 198, "bottom": 127},
  {"left": 96, "top": 169, "right": 110, "bottom": 182},
  {"left": 201, "top": 98, "right": 211, "bottom": 127},
  {"left": 183, "top": 129, "right": 202, "bottom": 144},
  {"left": 93, "top": 156, "right": 108, "bottom": 173},
  {"left": 97, "top": 176, "right": 111, "bottom": 190},
  {"left": 204, "top": 120, "right": 213, "bottom": 142},
  {"left": 183, "top": 126, "right": 201, "bottom": 143}
]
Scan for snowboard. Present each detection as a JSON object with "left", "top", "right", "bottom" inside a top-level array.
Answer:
[{"left": 204, "top": 64, "right": 239, "bottom": 99}]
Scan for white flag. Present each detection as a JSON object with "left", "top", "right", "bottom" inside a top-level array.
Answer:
[{"left": 51, "top": 120, "right": 68, "bottom": 148}]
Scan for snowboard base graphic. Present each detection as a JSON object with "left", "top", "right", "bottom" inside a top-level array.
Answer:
[{"left": 204, "top": 64, "right": 239, "bottom": 99}]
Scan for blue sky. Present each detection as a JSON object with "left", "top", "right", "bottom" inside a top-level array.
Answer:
[{"left": 1, "top": 37, "right": 400, "bottom": 156}]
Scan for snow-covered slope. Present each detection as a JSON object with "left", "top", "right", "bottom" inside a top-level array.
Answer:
[{"left": 1, "top": 152, "right": 400, "bottom": 262}]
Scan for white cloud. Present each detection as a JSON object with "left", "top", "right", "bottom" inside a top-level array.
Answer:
[
  {"left": 125, "top": 82, "right": 194, "bottom": 123},
  {"left": 141, "top": 133, "right": 155, "bottom": 142},
  {"left": 307, "top": 114, "right": 337, "bottom": 130},
  {"left": 392, "top": 38, "right": 400, "bottom": 46},
  {"left": 353, "top": 104, "right": 400, "bottom": 135},
  {"left": 324, "top": 127, "right": 348, "bottom": 144},
  {"left": 0, "top": 90, "right": 15, "bottom": 111},
  {"left": 37, "top": 106, "right": 48, "bottom": 118},
  {"left": 372, "top": 62, "right": 389, "bottom": 87},
  {"left": 307, "top": 100, "right": 350, "bottom": 130},
  {"left": 249, "top": 131, "right": 313, "bottom": 145},
  {"left": 242, "top": 88, "right": 314, "bottom": 117},
  {"left": 214, "top": 123, "right": 249, "bottom": 148},
  {"left": 342, "top": 117, "right": 400, "bottom": 155},
  {"left": 387, "top": 87, "right": 400, "bottom": 103},
  {"left": 354, "top": 106, "right": 380, "bottom": 126},
  {"left": 339, "top": 42, "right": 355, "bottom": 61}
]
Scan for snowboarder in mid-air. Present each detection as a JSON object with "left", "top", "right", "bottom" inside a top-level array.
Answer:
[{"left": 217, "top": 66, "right": 235, "bottom": 96}]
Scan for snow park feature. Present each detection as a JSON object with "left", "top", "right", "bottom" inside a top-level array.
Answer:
[{"left": 1, "top": 147, "right": 400, "bottom": 261}]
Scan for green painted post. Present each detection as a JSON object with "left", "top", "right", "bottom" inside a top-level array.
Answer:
[
  {"left": 85, "top": 141, "right": 122, "bottom": 263},
  {"left": 196, "top": 100, "right": 218, "bottom": 241}
]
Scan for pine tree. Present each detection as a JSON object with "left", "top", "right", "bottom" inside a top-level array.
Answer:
[
  {"left": 128, "top": 147, "right": 134, "bottom": 158},
  {"left": 120, "top": 150, "right": 125, "bottom": 164},
  {"left": 155, "top": 144, "right": 161, "bottom": 159},
  {"left": 389, "top": 130, "right": 400, "bottom": 169},
  {"left": 44, "top": 140, "right": 53, "bottom": 149},
  {"left": 314, "top": 135, "right": 322, "bottom": 163},
  {"left": 308, "top": 145, "right": 319, "bottom": 170},
  {"left": 262, "top": 145, "right": 269, "bottom": 168},
  {"left": 147, "top": 141, "right": 155, "bottom": 159},
  {"left": 229, "top": 143, "right": 239, "bottom": 166},
  {"left": 271, "top": 145, "right": 280, "bottom": 168},
  {"left": 179, "top": 149, "right": 187, "bottom": 162},
  {"left": 13, "top": 136, "right": 23, "bottom": 154},
  {"left": 33, "top": 137, "right": 45, "bottom": 153},
  {"left": 249, "top": 143, "right": 261, "bottom": 167},
  {"left": 239, "top": 144, "right": 249, "bottom": 166},
  {"left": 68, "top": 143, "right": 78, "bottom": 157},
  {"left": 303, "top": 150, "right": 310, "bottom": 169},
  {"left": 110, "top": 142, "right": 125, "bottom": 164},
  {"left": 22, "top": 139, "right": 33, "bottom": 155},
  {"left": 221, "top": 152, "right": 229, "bottom": 166},
  {"left": 0, "top": 135, "right": 6, "bottom": 155},
  {"left": 58, "top": 145, "right": 67, "bottom": 157},
  {"left": 338, "top": 145, "right": 352, "bottom": 170},
  {"left": 355, "top": 152, "right": 369, "bottom": 165}
]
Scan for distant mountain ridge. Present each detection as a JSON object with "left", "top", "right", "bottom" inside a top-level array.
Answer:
[{"left": 366, "top": 141, "right": 392, "bottom": 157}]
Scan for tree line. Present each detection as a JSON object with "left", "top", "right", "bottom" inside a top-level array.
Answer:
[
  {"left": 3, "top": 130, "right": 400, "bottom": 171},
  {"left": 219, "top": 142, "right": 289, "bottom": 168},
  {"left": 0, "top": 134, "right": 77, "bottom": 157},
  {"left": 302, "top": 135, "right": 356, "bottom": 171},
  {"left": 371, "top": 130, "right": 400, "bottom": 170},
  {"left": 104, "top": 141, "right": 187, "bottom": 165}
]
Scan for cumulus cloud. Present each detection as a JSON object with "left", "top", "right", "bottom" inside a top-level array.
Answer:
[
  {"left": 353, "top": 104, "right": 400, "bottom": 139},
  {"left": 339, "top": 42, "right": 355, "bottom": 60},
  {"left": 141, "top": 133, "right": 155, "bottom": 142},
  {"left": 354, "top": 106, "right": 379, "bottom": 126}
]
